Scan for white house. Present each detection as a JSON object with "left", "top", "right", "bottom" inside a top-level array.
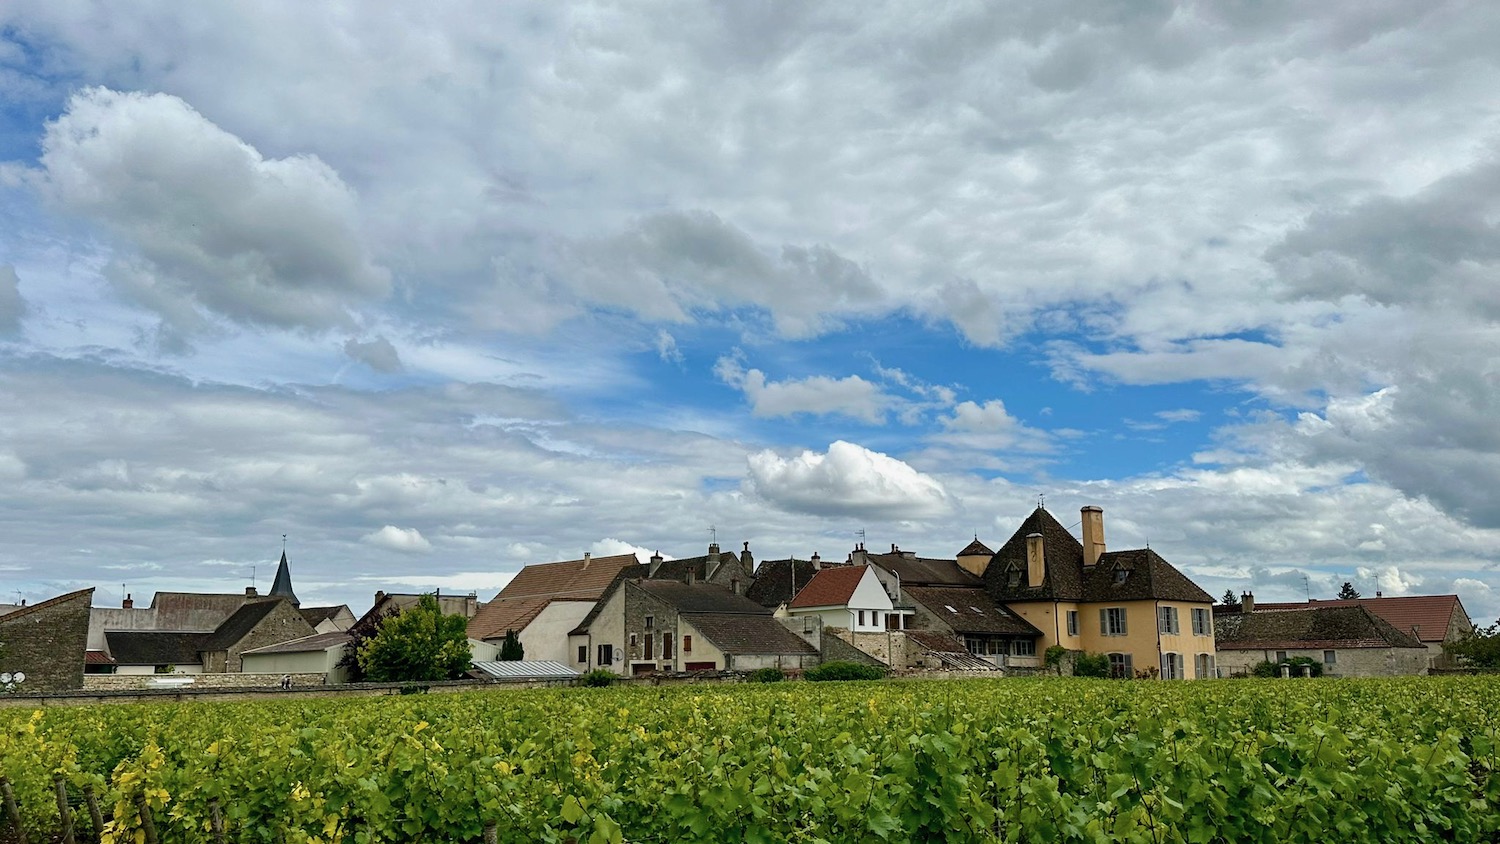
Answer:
[{"left": 786, "top": 566, "right": 894, "bottom": 632}]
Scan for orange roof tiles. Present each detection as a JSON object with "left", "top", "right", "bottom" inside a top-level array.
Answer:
[
  {"left": 1256, "top": 595, "right": 1468, "bottom": 643},
  {"left": 788, "top": 565, "right": 869, "bottom": 609},
  {"left": 494, "top": 553, "right": 640, "bottom": 601}
]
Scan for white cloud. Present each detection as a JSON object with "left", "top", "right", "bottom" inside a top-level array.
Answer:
[
  {"left": 37, "top": 87, "right": 388, "bottom": 337},
  {"left": 655, "top": 330, "right": 683, "bottom": 364},
  {"left": 747, "top": 440, "right": 950, "bottom": 520},
  {"left": 932, "top": 400, "right": 1052, "bottom": 453},
  {"left": 715, "top": 354, "right": 885, "bottom": 423},
  {"left": 590, "top": 537, "right": 664, "bottom": 564},
  {"left": 361, "top": 525, "right": 431, "bottom": 553}
]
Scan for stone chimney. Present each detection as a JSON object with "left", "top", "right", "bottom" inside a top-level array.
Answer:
[
  {"left": 1026, "top": 533, "right": 1045, "bottom": 588},
  {"left": 1241, "top": 591, "right": 1255, "bottom": 613},
  {"left": 1081, "top": 506, "right": 1105, "bottom": 567},
  {"left": 245, "top": 586, "right": 258, "bottom": 597},
  {"left": 122, "top": 593, "right": 133, "bottom": 610},
  {"left": 706, "top": 542, "right": 721, "bottom": 580},
  {"left": 582, "top": 551, "right": 591, "bottom": 569},
  {"left": 811, "top": 552, "right": 822, "bottom": 571},
  {"left": 740, "top": 541, "right": 753, "bottom": 573},
  {"left": 686, "top": 568, "right": 696, "bottom": 586},
  {"left": 649, "top": 551, "right": 663, "bottom": 578},
  {"left": 849, "top": 543, "right": 869, "bottom": 566}
]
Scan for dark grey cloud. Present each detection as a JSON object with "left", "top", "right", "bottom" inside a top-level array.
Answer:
[{"left": 343, "top": 335, "right": 403, "bottom": 373}]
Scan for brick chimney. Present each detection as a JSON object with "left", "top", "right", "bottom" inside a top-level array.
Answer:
[
  {"left": 1026, "top": 533, "right": 1045, "bottom": 588},
  {"left": 1241, "top": 591, "right": 1254, "bottom": 613},
  {"left": 122, "top": 593, "right": 133, "bottom": 609},
  {"left": 1081, "top": 506, "right": 1105, "bottom": 567}
]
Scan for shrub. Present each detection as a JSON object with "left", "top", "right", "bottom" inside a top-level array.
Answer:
[
  {"left": 1044, "top": 645, "right": 1068, "bottom": 671},
  {"left": 579, "top": 669, "right": 617, "bottom": 687},
  {"left": 1073, "top": 652, "right": 1111, "bottom": 678},
  {"left": 747, "top": 667, "right": 785, "bottom": 683},
  {"left": 804, "top": 661, "right": 885, "bottom": 682}
]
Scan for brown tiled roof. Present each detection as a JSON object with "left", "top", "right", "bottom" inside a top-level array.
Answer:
[
  {"left": 745, "top": 559, "right": 823, "bottom": 608},
  {"left": 242, "top": 631, "right": 352, "bottom": 655},
  {"left": 789, "top": 566, "right": 870, "bottom": 609},
  {"left": 983, "top": 508, "right": 1087, "bottom": 601},
  {"left": 685, "top": 614, "right": 817, "bottom": 656},
  {"left": 1215, "top": 606, "right": 1426, "bottom": 650},
  {"left": 905, "top": 586, "right": 1042, "bottom": 636},
  {"left": 1254, "top": 595, "right": 1469, "bottom": 643},
  {"left": 866, "top": 553, "right": 981, "bottom": 587},
  {"left": 634, "top": 581, "right": 770, "bottom": 615},
  {"left": 567, "top": 549, "right": 756, "bottom": 635},
  {"left": 957, "top": 538, "right": 993, "bottom": 557},
  {"left": 84, "top": 650, "right": 116, "bottom": 665},
  {"left": 495, "top": 553, "right": 641, "bottom": 601},
  {"left": 1082, "top": 549, "right": 1214, "bottom": 604},
  {"left": 468, "top": 596, "right": 559, "bottom": 641},
  {"left": 903, "top": 630, "right": 1004, "bottom": 671}
]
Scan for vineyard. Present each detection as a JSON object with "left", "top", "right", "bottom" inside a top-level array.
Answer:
[{"left": 2, "top": 676, "right": 1498, "bottom": 843}]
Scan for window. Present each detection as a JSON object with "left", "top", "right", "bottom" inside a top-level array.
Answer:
[
  {"left": 1196, "top": 653, "right": 1216, "bottom": 679},
  {"left": 1012, "top": 639, "right": 1036, "bottom": 657},
  {"left": 1066, "top": 610, "right": 1079, "bottom": 637},
  {"left": 683, "top": 635, "right": 693, "bottom": 653},
  {"left": 644, "top": 616, "right": 654, "bottom": 630},
  {"left": 577, "top": 645, "right": 587, "bottom": 664},
  {"left": 1007, "top": 571, "right": 1021, "bottom": 588},
  {"left": 630, "top": 633, "right": 637, "bottom": 649},
  {"left": 858, "top": 610, "right": 866, "bottom": 626},
  {"left": 1108, "top": 653, "right": 1133, "bottom": 679},
  {"left": 1114, "top": 569, "right": 1129, "bottom": 584},
  {"left": 872, "top": 611, "right": 881, "bottom": 627},
  {"left": 1276, "top": 650, "right": 1287, "bottom": 662},
  {"left": 1323, "top": 650, "right": 1337, "bottom": 665},
  {"left": 1101, "top": 607, "right": 1128, "bottom": 636},
  {"left": 1158, "top": 606, "right": 1180, "bottom": 635},
  {"left": 597, "top": 644, "right": 613, "bottom": 665},
  {"left": 644, "top": 633, "right": 654, "bottom": 659},
  {"left": 1160, "top": 652, "right": 1183, "bottom": 680},
  {"left": 804, "top": 617, "right": 815, "bottom": 634},
  {"left": 1191, "top": 607, "right": 1211, "bottom": 636},
  {"left": 663, "top": 635, "right": 673, "bottom": 660}
]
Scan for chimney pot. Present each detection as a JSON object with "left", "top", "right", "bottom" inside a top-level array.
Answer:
[
  {"left": 1241, "top": 591, "right": 1255, "bottom": 613},
  {"left": 1376, "top": 591, "right": 1382, "bottom": 598},
  {"left": 686, "top": 569, "right": 696, "bottom": 586},
  {"left": 811, "top": 552, "right": 822, "bottom": 571},
  {"left": 122, "top": 593, "right": 133, "bottom": 610}
]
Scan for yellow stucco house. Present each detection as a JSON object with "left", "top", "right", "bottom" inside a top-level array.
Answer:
[{"left": 981, "top": 506, "right": 1218, "bottom": 679}]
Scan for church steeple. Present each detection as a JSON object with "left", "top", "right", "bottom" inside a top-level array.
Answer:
[{"left": 270, "top": 548, "right": 299, "bottom": 606}]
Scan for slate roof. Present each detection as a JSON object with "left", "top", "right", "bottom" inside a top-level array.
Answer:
[
  {"left": 1253, "top": 595, "right": 1469, "bottom": 643},
  {"left": 745, "top": 558, "right": 823, "bottom": 608},
  {"left": 904, "top": 586, "right": 1042, "bottom": 636},
  {"left": 957, "top": 538, "right": 993, "bottom": 557},
  {"left": 685, "top": 614, "right": 818, "bottom": 656},
  {"left": 789, "top": 566, "right": 870, "bottom": 609},
  {"left": 270, "top": 551, "right": 299, "bottom": 605},
  {"left": 105, "top": 631, "right": 208, "bottom": 665},
  {"left": 493, "top": 553, "right": 640, "bottom": 601},
  {"left": 241, "top": 631, "right": 351, "bottom": 655},
  {"left": 904, "top": 630, "right": 1004, "bottom": 671},
  {"left": 1215, "top": 606, "right": 1426, "bottom": 650},
  {"left": 983, "top": 508, "right": 1212, "bottom": 605},
  {"left": 983, "top": 508, "right": 1088, "bottom": 601},
  {"left": 566, "top": 549, "right": 755, "bottom": 635},
  {"left": 634, "top": 581, "right": 770, "bottom": 615},
  {"left": 865, "top": 552, "right": 981, "bottom": 587}
]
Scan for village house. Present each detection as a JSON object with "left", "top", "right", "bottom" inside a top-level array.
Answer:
[
  {"left": 983, "top": 506, "right": 1218, "bottom": 679},
  {"left": 1252, "top": 594, "right": 1473, "bottom": 670},
  {"left": 104, "top": 597, "right": 317, "bottom": 674},
  {"left": 1214, "top": 598, "right": 1429, "bottom": 677},
  {"left": 466, "top": 551, "right": 640, "bottom": 663}
]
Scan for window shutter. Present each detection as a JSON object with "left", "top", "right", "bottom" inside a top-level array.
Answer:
[
  {"left": 1099, "top": 608, "right": 1108, "bottom": 635},
  {"left": 1119, "top": 610, "right": 1127, "bottom": 636},
  {"left": 1123, "top": 654, "right": 1133, "bottom": 676}
]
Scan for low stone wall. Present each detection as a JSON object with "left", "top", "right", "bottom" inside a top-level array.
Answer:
[{"left": 83, "top": 672, "right": 326, "bottom": 692}]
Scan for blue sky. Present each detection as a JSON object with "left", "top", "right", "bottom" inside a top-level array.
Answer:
[{"left": 3, "top": 3, "right": 1500, "bottom": 622}]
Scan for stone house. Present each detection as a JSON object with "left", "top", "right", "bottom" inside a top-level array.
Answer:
[
  {"left": 1253, "top": 594, "right": 1473, "bottom": 670},
  {"left": 1214, "top": 604, "right": 1429, "bottom": 677},
  {"left": 0, "top": 588, "right": 94, "bottom": 693},
  {"left": 983, "top": 506, "right": 1218, "bottom": 679},
  {"left": 103, "top": 597, "right": 316, "bottom": 674},
  {"left": 466, "top": 551, "right": 640, "bottom": 663}
]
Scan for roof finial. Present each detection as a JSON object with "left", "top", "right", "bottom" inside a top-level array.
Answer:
[
  {"left": 282, "top": 533, "right": 287, "bottom": 552},
  {"left": 1038, "top": 493, "right": 1045, "bottom": 510}
]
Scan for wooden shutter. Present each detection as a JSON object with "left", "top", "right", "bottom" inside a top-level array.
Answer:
[{"left": 1099, "top": 608, "right": 1108, "bottom": 635}]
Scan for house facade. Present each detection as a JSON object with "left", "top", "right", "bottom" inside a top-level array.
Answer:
[
  {"left": 983, "top": 506, "right": 1217, "bottom": 679},
  {"left": 467, "top": 551, "right": 641, "bottom": 663},
  {"left": 1214, "top": 604, "right": 1430, "bottom": 677},
  {"left": 786, "top": 565, "right": 895, "bottom": 633}
]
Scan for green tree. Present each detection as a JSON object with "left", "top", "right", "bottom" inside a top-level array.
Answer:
[
  {"left": 1219, "top": 589, "right": 1239, "bottom": 606},
  {"left": 357, "top": 595, "right": 473, "bottom": 682},
  {"left": 498, "top": 629, "right": 524, "bottom": 661},
  {"left": 1444, "top": 623, "right": 1500, "bottom": 668},
  {"left": 1337, "top": 581, "right": 1361, "bottom": 600}
]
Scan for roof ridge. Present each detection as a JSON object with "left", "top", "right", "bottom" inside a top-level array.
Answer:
[{"left": 0, "top": 587, "right": 94, "bottom": 621}]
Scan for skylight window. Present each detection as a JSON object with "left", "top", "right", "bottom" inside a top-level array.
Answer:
[{"left": 944, "top": 605, "right": 957, "bottom": 613}]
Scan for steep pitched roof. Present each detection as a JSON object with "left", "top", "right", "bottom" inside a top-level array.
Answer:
[
  {"left": 789, "top": 565, "right": 871, "bottom": 609},
  {"left": 745, "top": 558, "right": 823, "bottom": 608},
  {"left": 270, "top": 551, "right": 299, "bottom": 604},
  {"left": 865, "top": 553, "right": 981, "bottom": 587},
  {"left": 204, "top": 599, "right": 287, "bottom": 650},
  {"left": 634, "top": 581, "right": 770, "bottom": 615},
  {"left": 1215, "top": 605, "right": 1426, "bottom": 650},
  {"left": 1082, "top": 549, "right": 1214, "bottom": 604},
  {"left": 904, "top": 586, "right": 1042, "bottom": 636},
  {"left": 685, "top": 613, "right": 817, "bottom": 656},
  {"left": 1254, "top": 595, "right": 1469, "bottom": 643},
  {"left": 566, "top": 549, "right": 756, "bottom": 635},
  {"left": 468, "top": 596, "right": 558, "bottom": 640},
  {"left": 299, "top": 605, "right": 350, "bottom": 628},
  {"left": 983, "top": 507, "right": 1087, "bottom": 601},
  {"left": 957, "top": 538, "right": 993, "bottom": 557},
  {"left": 147, "top": 592, "right": 248, "bottom": 628},
  {"left": 494, "top": 553, "right": 640, "bottom": 601},
  {"left": 242, "top": 631, "right": 351, "bottom": 655}
]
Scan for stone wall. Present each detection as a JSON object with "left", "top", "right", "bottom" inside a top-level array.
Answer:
[
  {"left": 623, "top": 583, "right": 679, "bottom": 671},
  {"left": 0, "top": 588, "right": 93, "bottom": 693},
  {"left": 82, "top": 672, "right": 326, "bottom": 692},
  {"left": 820, "top": 629, "right": 886, "bottom": 666},
  {"left": 226, "top": 600, "right": 317, "bottom": 672}
]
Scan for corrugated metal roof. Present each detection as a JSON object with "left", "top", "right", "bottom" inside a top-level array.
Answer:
[{"left": 472, "top": 660, "right": 580, "bottom": 679}]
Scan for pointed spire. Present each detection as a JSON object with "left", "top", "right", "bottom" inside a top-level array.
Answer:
[{"left": 270, "top": 548, "right": 299, "bottom": 606}]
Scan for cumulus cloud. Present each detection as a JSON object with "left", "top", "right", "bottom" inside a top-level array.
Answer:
[
  {"left": 38, "top": 88, "right": 389, "bottom": 336},
  {"left": 0, "top": 265, "right": 25, "bottom": 334},
  {"left": 715, "top": 354, "right": 885, "bottom": 423},
  {"left": 590, "top": 537, "right": 665, "bottom": 564},
  {"left": 361, "top": 525, "right": 432, "bottom": 553},
  {"left": 747, "top": 440, "right": 950, "bottom": 520},
  {"left": 655, "top": 330, "right": 683, "bottom": 364},
  {"left": 343, "top": 336, "right": 403, "bottom": 373},
  {"left": 933, "top": 400, "right": 1052, "bottom": 452}
]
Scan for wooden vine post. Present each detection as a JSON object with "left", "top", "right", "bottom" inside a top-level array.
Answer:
[
  {"left": 209, "top": 796, "right": 227, "bottom": 844},
  {"left": 483, "top": 822, "right": 498, "bottom": 844},
  {"left": 134, "top": 794, "right": 159, "bottom": 844},
  {"left": 82, "top": 785, "right": 105, "bottom": 839},
  {"left": 0, "top": 776, "right": 29, "bottom": 844},
  {"left": 52, "top": 775, "right": 75, "bottom": 844}
]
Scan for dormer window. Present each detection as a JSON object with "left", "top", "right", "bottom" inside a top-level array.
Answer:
[
  {"left": 1007, "top": 571, "right": 1021, "bottom": 588},
  {"left": 1114, "top": 569, "right": 1130, "bottom": 584}
]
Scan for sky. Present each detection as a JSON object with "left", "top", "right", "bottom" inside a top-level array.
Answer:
[{"left": 2, "top": 2, "right": 1500, "bottom": 623}]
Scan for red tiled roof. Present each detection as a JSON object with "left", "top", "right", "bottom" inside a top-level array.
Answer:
[
  {"left": 494, "top": 553, "right": 640, "bottom": 601},
  {"left": 1255, "top": 595, "right": 1468, "bottom": 643},
  {"left": 788, "top": 565, "right": 869, "bottom": 609},
  {"left": 84, "top": 650, "right": 116, "bottom": 665},
  {"left": 468, "top": 596, "right": 558, "bottom": 641}
]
